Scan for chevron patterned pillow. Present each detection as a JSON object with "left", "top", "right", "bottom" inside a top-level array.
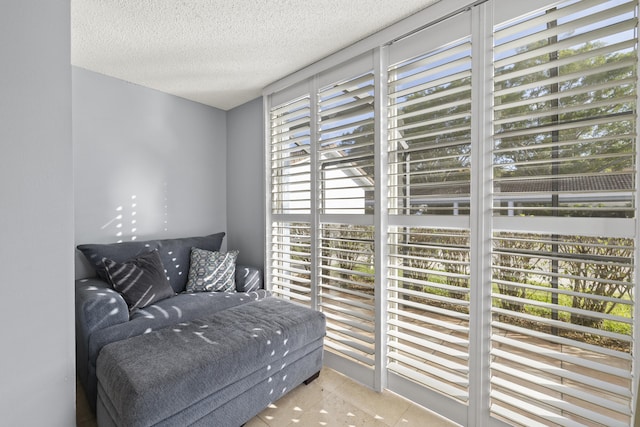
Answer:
[{"left": 185, "top": 248, "right": 239, "bottom": 293}]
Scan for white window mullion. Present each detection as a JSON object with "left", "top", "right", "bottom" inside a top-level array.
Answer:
[
  {"left": 374, "top": 45, "right": 389, "bottom": 392},
  {"left": 470, "top": 2, "right": 494, "bottom": 427},
  {"left": 264, "top": 94, "right": 272, "bottom": 290},
  {"left": 310, "top": 76, "right": 319, "bottom": 312}
]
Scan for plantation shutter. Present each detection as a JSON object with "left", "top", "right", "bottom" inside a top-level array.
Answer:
[
  {"left": 269, "top": 94, "right": 313, "bottom": 305},
  {"left": 318, "top": 68, "right": 375, "bottom": 215},
  {"left": 266, "top": 1, "right": 639, "bottom": 425},
  {"left": 386, "top": 11, "right": 473, "bottom": 411},
  {"left": 491, "top": 1, "right": 637, "bottom": 426},
  {"left": 317, "top": 66, "right": 377, "bottom": 371}
]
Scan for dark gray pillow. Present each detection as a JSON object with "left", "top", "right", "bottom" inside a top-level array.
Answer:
[
  {"left": 77, "top": 232, "right": 226, "bottom": 293},
  {"left": 154, "top": 233, "right": 226, "bottom": 292},
  {"left": 77, "top": 240, "right": 159, "bottom": 281},
  {"left": 102, "top": 250, "right": 175, "bottom": 312}
]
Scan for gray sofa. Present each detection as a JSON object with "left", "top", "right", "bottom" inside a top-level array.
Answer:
[{"left": 75, "top": 232, "right": 272, "bottom": 412}]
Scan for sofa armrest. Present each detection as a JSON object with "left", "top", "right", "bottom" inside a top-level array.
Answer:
[
  {"left": 75, "top": 277, "right": 128, "bottom": 395},
  {"left": 76, "top": 278, "right": 129, "bottom": 333},
  {"left": 235, "top": 265, "right": 263, "bottom": 292}
]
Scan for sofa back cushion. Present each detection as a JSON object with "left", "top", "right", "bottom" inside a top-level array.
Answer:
[{"left": 77, "top": 232, "right": 225, "bottom": 293}]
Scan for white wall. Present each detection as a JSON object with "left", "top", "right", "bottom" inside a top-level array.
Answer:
[
  {"left": 0, "top": 1, "right": 75, "bottom": 425},
  {"left": 73, "top": 67, "right": 228, "bottom": 276},
  {"left": 227, "top": 97, "right": 265, "bottom": 268}
]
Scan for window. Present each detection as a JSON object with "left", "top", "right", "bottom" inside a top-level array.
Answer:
[
  {"left": 269, "top": 94, "right": 313, "bottom": 305},
  {"left": 387, "top": 14, "right": 473, "bottom": 405},
  {"left": 317, "top": 69, "right": 377, "bottom": 371},
  {"left": 491, "top": 1, "right": 636, "bottom": 425},
  {"left": 265, "top": 1, "right": 638, "bottom": 425}
]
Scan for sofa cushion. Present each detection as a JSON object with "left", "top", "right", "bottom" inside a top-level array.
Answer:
[
  {"left": 185, "top": 248, "right": 239, "bottom": 292},
  {"left": 77, "top": 232, "right": 225, "bottom": 293},
  {"left": 103, "top": 250, "right": 175, "bottom": 312}
]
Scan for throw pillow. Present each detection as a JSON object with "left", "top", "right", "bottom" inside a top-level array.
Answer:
[
  {"left": 102, "top": 249, "right": 175, "bottom": 312},
  {"left": 185, "top": 248, "right": 239, "bottom": 293}
]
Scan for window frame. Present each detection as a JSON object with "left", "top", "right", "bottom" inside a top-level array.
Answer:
[{"left": 263, "top": 1, "right": 640, "bottom": 426}]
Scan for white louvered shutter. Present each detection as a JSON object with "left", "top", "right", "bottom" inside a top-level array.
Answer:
[
  {"left": 269, "top": 95, "right": 313, "bottom": 305},
  {"left": 387, "top": 11, "right": 473, "bottom": 405},
  {"left": 317, "top": 70, "right": 377, "bottom": 369},
  {"left": 491, "top": 1, "right": 637, "bottom": 425}
]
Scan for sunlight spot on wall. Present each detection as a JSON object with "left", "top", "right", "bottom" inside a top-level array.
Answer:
[{"left": 116, "top": 206, "right": 123, "bottom": 211}]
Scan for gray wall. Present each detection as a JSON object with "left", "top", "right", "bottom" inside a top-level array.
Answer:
[
  {"left": 227, "top": 97, "right": 265, "bottom": 269},
  {"left": 73, "top": 67, "right": 228, "bottom": 277},
  {"left": 0, "top": 1, "right": 75, "bottom": 425}
]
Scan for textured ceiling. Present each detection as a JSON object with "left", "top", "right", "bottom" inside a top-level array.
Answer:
[{"left": 71, "top": 0, "right": 438, "bottom": 110}]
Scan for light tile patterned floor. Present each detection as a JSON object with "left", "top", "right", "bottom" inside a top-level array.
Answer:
[{"left": 77, "top": 367, "right": 458, "bottom": 426}]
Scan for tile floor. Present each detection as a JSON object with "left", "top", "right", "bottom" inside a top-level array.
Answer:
[{"left": 77, "top": 367, "right": 458, "bottom": 426}]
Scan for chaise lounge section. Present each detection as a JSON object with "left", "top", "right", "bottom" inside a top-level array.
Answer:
[{"left": 96, "top": 297, "right": 325, "bottom": 426}]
